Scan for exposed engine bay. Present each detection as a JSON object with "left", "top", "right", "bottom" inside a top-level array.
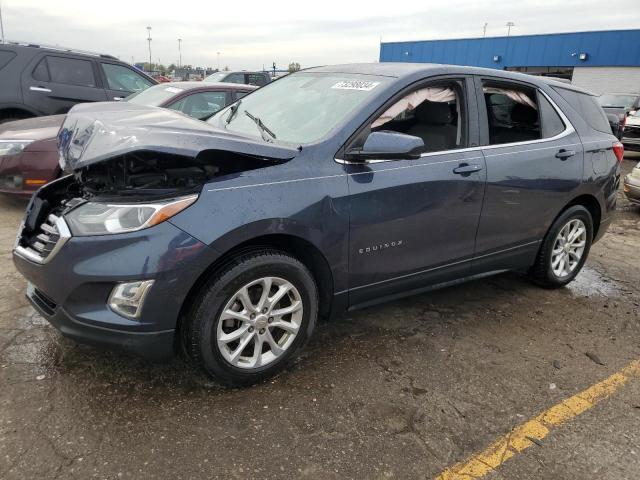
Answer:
[{"left": 73, "top": 149, "right": 277, "bottom": 199}]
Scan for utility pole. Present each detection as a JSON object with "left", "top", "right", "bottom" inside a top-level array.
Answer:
[
  {"left": 178, "top": 38, "right": 182, "bottom": 68},
  {"left": 146, "top": 26, "right": 152, "bottom": 71},
  {"left": 0, "top": 1, "right": 5, "bottom": 44},
  {"left": 483, "top": 22, "right": 488, "bottom": 38},
  {"left": 217, "top": 51, "right": 221, "bottom": 71},
  {"left": 506, "top": 21, "right": 514, "bottom": 37}
]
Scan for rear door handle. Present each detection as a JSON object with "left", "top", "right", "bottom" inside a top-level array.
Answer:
[
  {"left": 555, "top": 149, "right": 576, "bottom": 160},
  {"left": 453, "top": 163, "right": 483, "bottom": 175},
  {"left": 30, "top": 86, "right": 52, "bottom": 93}
]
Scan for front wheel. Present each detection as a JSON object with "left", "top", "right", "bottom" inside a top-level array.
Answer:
[
  {"left": 187, "top": 250, "right": 318, "bottom": 387},
  {"left": 529, "top": 205, "right": 593, "bottom": 288}
]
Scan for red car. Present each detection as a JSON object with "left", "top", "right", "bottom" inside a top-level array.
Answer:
[{"left": 0, "top": 82, "right": 256, "bottom": 197}]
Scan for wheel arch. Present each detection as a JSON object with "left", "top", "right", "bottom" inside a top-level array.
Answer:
[
  {"left": 0, "top": 106, "right": 39, "bottom": 121},
  {"left": 564, "top": 193, "right": 602, "bottom": 239},
  {"left": 176, "top": 233, "right": 335, "bottom": 351}
]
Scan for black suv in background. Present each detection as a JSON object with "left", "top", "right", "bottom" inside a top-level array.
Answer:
[
  {"left": 0, "top": 43, "right": 157, "bottom": 123},
  {"left": 203, "top": 70, "right": 271, "bottom": 86}
]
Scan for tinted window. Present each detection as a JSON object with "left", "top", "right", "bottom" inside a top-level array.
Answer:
[
  {"left": 0, "top": 50, "right": 16, "bottom": 71},
  {"left": 102, "top": 63, "right": 153, "bottom": 93},
  {"left": 554, "top": 87, "right": 611, "bottom": 134},
  {"left": 538, "top": 93, "right": 565, "bottom": 138},
  {"left": 370, "top": 82, "right": 465, "bottom": 153},
  {"left": 483, "top": 82, "right": 540, "bottom": 145},
  {"left": 247, "top": 73, "right": 268, "bottom": 86},
  {"left": 32, "top": 58, "right": 49, "bottom": 81},
  {"left": 224, "top": 73, "right": 245, "bottom": 84},
  {"left": 47, "top": 56, "right": 96, "bottom": 87},
  {"left": 203, "top": 72, "right": 227, "bottom": 82},
  {"left": 168, "top": 91, "right": 227, "bottom": 119}
]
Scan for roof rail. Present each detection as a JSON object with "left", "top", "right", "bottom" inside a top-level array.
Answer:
[{"left": 4, "top": 40, "right": 118, "bottom": 60}]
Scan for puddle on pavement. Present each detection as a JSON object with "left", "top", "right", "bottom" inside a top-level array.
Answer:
[{"left": 565, "top": 265, "right": 623, "bottom": 297}]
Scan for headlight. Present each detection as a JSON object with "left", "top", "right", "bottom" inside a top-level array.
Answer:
[
  {"left": 0, "top": 140, "right": 33, "bottom": 156},
  {"left": 65, "top": 194, "right": 197, "bottom": 236}
]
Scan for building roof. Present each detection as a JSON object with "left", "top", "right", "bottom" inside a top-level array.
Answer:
[{"left": 380, "top": 29, "right": 640, "bottom": 68}]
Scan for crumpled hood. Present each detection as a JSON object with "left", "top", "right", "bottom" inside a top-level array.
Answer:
[
  {"left": 0, "top": 114, "right": 65, "bottom": 141},
  {"left": 58, "top": 102, "right": 299, "bottom": 171}
]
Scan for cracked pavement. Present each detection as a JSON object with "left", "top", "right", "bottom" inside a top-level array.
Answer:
[{"left": 1, "top": 155, "right": 639, "bottom": 479}]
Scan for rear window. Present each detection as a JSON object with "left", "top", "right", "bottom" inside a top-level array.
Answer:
[
  {"left": 553, "top": 87, "right": 610, "bottom": 134},
  {"left": 0, "top": 50, "right": 16, "bottom": 71}
]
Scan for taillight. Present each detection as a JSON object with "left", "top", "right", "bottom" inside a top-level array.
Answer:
[{"left": 613, "top": 141, "right": 624, "bottom": 162}]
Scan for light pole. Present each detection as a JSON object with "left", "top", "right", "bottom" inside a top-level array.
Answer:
[
  {"left": 178, "top": 38, "right": 182, "bottom": 68},
  {"left": 146, "top": 26, "right": 152, "bottom": 71},
  {"left": 0, "top": 1, "right": 5, "bottom": 44},
  {"left": 506, "top": 22, "right": 514, "bottom": 37},
  {"left": 483, "top": 22, "right": 488, "bottom": 38},
  {"left": 217, "top": 51, "right": 221, "bottom": 71}
]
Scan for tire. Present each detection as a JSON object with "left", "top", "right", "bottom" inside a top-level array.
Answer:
[
  {"left": 529, "top": 205, "right": 593, "bottom": 288},
  {"left": 187, "top": 249, "right": 318, "bottom": 387}
]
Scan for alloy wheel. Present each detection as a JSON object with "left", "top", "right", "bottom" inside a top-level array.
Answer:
[
  {"left": 216, "top": 276, "right": 303, "bottom": 369},
  {"left": 551, "top": 219, "right": 587, "bottom": 278}
]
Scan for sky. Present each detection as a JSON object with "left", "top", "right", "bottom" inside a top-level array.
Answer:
[{"left": 1, "top": 0, "right": 639, "bottom": 71}]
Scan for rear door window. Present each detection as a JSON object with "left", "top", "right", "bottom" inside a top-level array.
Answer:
[
  {"left": 47, "top": 56, "right": 96, "bottom": 87},
  {"left": 482, "top": 81, "right": 540, "bottom": 145},
  {"left": 553, "top": 87, "right": 611, "bottom": 134}
]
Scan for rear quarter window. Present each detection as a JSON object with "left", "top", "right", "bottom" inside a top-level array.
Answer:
[
  {"left": 553, "top": 87, "right": 611, "bottom": 134},
  {"left": 0, "top": 50, "right": 16, "bottom": 71}
]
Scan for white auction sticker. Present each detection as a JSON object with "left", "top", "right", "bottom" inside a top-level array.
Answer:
[
  {"left": 331, "top": 81, "right": 380, "bottom": 91},
  {"left": 164, "top": 87, "right": 184, "bottom": 93}
]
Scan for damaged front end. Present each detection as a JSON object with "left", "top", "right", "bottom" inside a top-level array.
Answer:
[{"left": 15, "top": 102, "right": 298, "bottom": 261}]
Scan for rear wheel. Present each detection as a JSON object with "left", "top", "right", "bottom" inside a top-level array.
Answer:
[
  {"left": 529, "top": 205, "right": 593, "bottom": 288},
  {"left": 187, "top": 250, "right": 318, "bottom": 387}
]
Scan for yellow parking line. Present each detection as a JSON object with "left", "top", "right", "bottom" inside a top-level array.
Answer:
[{"left": 435, "top": 360, "right": 640, "bottom": 480}]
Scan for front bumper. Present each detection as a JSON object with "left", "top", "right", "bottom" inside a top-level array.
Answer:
[
  {"left": 624, "top": 174, "right": 640, "bottom": 205},
  {"left": 13, "top": 219, "right": 211, "bottom": 360}
]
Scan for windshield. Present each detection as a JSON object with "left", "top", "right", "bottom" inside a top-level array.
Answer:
[
  {"left": 204, "top": 72, "right": 228, "bottom": 82},
  {"left": 207, "top": 73, "right": 389, "bottom": 144},
  {"left": 126, "top": 84, "right": 185, "bottom": 106},
  {"left": 597, "top": 94, "right": 637, "bottom": 108}
]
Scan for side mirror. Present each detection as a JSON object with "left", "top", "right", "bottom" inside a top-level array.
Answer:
[{"left": 345, "top": 131, "right": 424, "bottom": 162}]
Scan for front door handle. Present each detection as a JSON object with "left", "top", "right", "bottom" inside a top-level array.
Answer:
[
  {"left": 453, "top": 163, "right": 483, "bottom": 175},
  {"left": 30, "top": 86, "right": 52, "bottom": 93},
  {"left": 555, "top": 149, "right": 576, "bottom": 160},
  {"left": 113, "top": 96, "right": 124, "bottom": 101}
]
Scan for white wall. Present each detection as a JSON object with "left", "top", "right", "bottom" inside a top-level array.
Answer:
[{"left": 571, "top": 67, "right": 640, "bottom": 95}]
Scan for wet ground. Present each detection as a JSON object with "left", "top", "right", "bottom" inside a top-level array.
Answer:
[{"left": 1, "top": 155, "right": 639, "bottom": 479}]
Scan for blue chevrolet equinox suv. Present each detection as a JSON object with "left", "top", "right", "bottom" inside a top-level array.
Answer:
[{"left": 13, "top": 64, "right": 622, "bottom": 386}]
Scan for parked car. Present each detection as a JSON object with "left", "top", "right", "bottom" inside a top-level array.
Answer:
[
  {"left": 623, "top": 161, "right": 640, "bottom": 205},
  {"left": 0, "top": 82, "right": 256, "bottom": 197},
  {"left": 152, "top": 75, "right": 171, "bottom": 83},
  {"left": 13, "top": 64, "right": 622, "bottom": 386},
  {"left": 204, "top": 70, "right": 271, "bottom": 86},
  {"left": 0, "top": 42, "right": 158, "bottom": 124},
  {"left": 597, "top": 93, "right": 640, "bottom": 140},
  {"left": 621, "top": 110, "right": 640, "bottom": 152}
]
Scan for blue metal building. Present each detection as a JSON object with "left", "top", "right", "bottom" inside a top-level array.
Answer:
[{"left": 379, "top": 29, "right": 640, "bottom": 94}]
